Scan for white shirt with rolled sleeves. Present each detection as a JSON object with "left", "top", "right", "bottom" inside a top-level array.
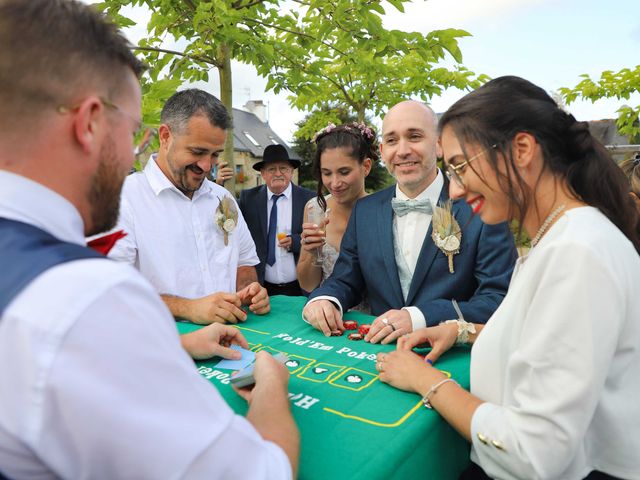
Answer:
[
  {"left": 304, "top": 172, "right": 443, "bottom": 330},
  {"left": 0, "top": 171, "right": 291, "bottom": 479},
  {"left": 109, "top": 155, "right": 259, "bottom": 297},
  {"left": 469, "top": 207, "right": 640, "bottom": 480}
]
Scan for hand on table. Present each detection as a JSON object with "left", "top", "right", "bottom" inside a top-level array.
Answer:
[
  {"left": 303, "top": 300, "right": 343, "bottom": 336},
  {"left": 190, "top": 292, "right": 247, "bottom": 325},
  {"left": 237, "top": 281, "right": 270, "bottom": 315},
  {"left": 365, "top": 309, "right": 412, "bottom": 344},
  {"left": 233, "top": 350, "right": 290, "bottom": 402},
  {"left": 181, "top": 323, "right": 249, "bottom": 360},
  {"left": 397, "top": 323, "right": 458, "bottom": 365},
  {"left": 375, "top": 350, "right": 438, "bottom": 393}
]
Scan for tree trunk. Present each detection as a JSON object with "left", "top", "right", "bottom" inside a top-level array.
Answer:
[
  {"left": 218, "top": 42, "right": 236, "bottom": 194},
  {"left": 356, "top": 106, "right": 366, "bottom": 123}
]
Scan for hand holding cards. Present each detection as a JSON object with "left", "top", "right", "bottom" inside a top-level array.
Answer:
[{"left": 231, "top": 352, "right": 289, "bottom": 388}]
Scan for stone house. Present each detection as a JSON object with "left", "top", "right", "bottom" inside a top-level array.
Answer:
[{"left": 228, "top": 100, "right": 301, "bottom": 196}]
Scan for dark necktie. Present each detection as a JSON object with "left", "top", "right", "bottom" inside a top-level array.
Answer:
[{"left": 267, "top": 194, "right": 283, "bottom": 266}]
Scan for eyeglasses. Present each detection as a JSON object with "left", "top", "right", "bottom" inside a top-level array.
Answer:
[
  {"left": 57, "top": 96, "right": 148, "bottom": 153},
  {"left": 445, "top": 144, "right": 496, "bottom": 188},
  {"left": 264, "top": 166, "right": 293, "bottom": 175}
]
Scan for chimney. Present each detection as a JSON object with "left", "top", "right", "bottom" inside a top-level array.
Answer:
[{"left": 244, "top": 100, "right": 267, "bottom": 123}]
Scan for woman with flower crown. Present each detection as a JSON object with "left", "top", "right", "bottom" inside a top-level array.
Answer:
[
  {"left": 296, "top": 122, "right": 377, "bottom": 312},
  {"left": 376, "top": 76, "right": 640, "bottom": 479}
]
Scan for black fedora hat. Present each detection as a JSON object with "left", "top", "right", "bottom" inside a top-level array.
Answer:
[{"left": 252, "top": 144, "right": 301, "bottom": 171}]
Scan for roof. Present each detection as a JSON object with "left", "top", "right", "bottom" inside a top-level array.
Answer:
[
  {"left": 231, "top": 108, "right": 300, "bottom": 160},
  {"left": 588, "top": 119, "right": 629, "bottom": 146}
]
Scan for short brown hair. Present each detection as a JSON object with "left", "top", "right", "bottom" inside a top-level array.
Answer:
[{"left": 0, "top": 0, "right": 145, "bottom": 129}]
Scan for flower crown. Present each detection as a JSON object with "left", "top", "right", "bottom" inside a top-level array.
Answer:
[{"left": 312, "top": 121, "right": 375, "bottom": 143}]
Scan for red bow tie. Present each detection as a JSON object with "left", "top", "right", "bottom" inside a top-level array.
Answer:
[{"left": 87, "top": 230, "right": 127, "bottom": 255}]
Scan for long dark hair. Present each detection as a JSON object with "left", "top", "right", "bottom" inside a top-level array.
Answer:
[
  {"left": 312, "top": 122, "right": 379, "bottom": 211},
  {"left": 439, "top": 75, "right": 640, "bottom": 253}
]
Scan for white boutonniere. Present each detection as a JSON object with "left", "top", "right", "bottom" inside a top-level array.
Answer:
[
  {"left": 215, "top": 196, "right": 238, "bottom": 246},
  {"left": 431, "top": 200, "right": 461, "bottom": 273}
]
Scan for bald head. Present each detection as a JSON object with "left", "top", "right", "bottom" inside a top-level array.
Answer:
[
  {"left": 382, "top": 101, "right": 438, "bottom": 137},
  {"left": 379, "top": 100, "right": 440, "bottom": 198}
]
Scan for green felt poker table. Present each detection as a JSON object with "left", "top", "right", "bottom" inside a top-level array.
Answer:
[{"left": 176, "top": 295, "right": 471, "bottom": 479}]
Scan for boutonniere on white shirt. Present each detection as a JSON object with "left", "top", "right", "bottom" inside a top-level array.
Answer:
[
  {"left": 431, "top": 200, "right": 461, "bottom": 273},
  {"left": 215, "top": 196, "right": 238, "bottom": 246}
]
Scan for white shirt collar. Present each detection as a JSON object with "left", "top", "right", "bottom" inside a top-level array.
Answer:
[
  {"left": 395, "top": 169, "right": 444, "bottom": 204},
  {"left": 267, "top": 182, "right": 292, "bottom": 201},
  {"left": 0, "top": 170, "right": 85, "bottom": 245},
  {"left": 144, "top": 154, "right": 214, "bottom": 200}
]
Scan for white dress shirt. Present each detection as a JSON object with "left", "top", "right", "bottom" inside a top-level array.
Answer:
[
  {"left": 0, "top": 171, "right": 291, "bottom": 479},
  {"left": 109, "top": 156, "right": 259, "bottom": 297},
  {"left": 470, "top": 207, "right": 640, "bottom": 479},
  {"left": 394, "top": 171, "right": 443, "bottom": 330},
  {"left": 265, "top": 183, "right": 297, "bottom": 284}
]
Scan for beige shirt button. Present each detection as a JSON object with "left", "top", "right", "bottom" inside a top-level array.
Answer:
[
  {"left": 491, "top": 439, "right": 506, "bottom": 451},
  {"left": 477, "top": 433, "right": 489, "bottom": 445}
]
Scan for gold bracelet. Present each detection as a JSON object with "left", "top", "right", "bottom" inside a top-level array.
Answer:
[{"left": 421, "top": 378, "right": 459, "bottom": 409}]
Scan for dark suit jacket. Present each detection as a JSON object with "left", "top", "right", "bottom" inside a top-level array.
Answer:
[
  {"left": 239, "top": 183, "right": 315, "bottom": 285},
  {"left": 309, "top": 181, "right": 517, "bottom": 325}
]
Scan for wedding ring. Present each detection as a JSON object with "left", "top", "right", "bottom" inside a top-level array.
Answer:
[
  {"left": 376, "top": 361, "right": 384, "bottom": 372},
  {"left": 389, "top": 323, "right": 396, "bottom": 332},
  {"left": 381, "top": 318, "right": 389, "bottom": 326},
  {"left": 378, "top": 353, "right": 386, "bottom": 362}
]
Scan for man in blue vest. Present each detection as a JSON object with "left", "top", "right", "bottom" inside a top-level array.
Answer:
[{"left": 0, "top": 1, "right": 298, "bottom": 478}]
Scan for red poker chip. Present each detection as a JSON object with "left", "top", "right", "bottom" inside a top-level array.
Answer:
[
  {"left": 348, "top": 333, "right": 363, "bottom": 341},
  {"left": 358, "top": 324, "right": 371, "bottom": 335},
  {"left": 330, "top": 330, "right": 343, "bottom": 336},
  {"left": 343, "top": 320, "right": 358, "bottom": 330}
]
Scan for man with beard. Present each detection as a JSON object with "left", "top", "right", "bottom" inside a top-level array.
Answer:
[
  {"left": 110, "top": 89, "right": 271, "bottom": 325},
  {"left": 0, "top": 1, "right": 298, "bottom": 478},
  {"left": 303, "top": 101, "right": 517, "bottom": 342}
]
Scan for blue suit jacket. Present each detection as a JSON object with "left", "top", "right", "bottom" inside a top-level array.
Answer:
[
  {"left": 239, "top": 183, "right": 315, "bottom": 284},
  {"left": 308, "top": 182, "right": 517, "bottom": 325}
]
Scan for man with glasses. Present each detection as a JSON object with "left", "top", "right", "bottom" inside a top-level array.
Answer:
[
  {"left": 303, "top": 101, "right": 517, "bottom": 343},
  {"left": 110, "top": 89, "right": 272, "bottom": 325},
  {"left": 0, "top": 0, "right": 298, "bottom": 478},
  {"left": 239, "top": 144, "right": 315, "bottom": 296}
]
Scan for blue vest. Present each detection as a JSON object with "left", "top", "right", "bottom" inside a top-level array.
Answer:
[{"left": 0, "top": 218, "right": 103, "bottom": 316}]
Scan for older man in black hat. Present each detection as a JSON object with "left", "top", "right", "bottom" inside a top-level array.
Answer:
[{"left": 239, "top": 144, "right": 315, "bottom": 296}]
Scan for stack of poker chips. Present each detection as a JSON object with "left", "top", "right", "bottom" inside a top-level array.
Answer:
[{"left": 329, "top": 321, "right": 371, "bottom": 340}]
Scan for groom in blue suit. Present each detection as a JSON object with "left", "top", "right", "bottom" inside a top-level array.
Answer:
[
  {"left": 239, "top": 144, "right": 315, "bottom": 296},
  {"left": 303, "top": 101, "right": 517, "bottom": 343}
]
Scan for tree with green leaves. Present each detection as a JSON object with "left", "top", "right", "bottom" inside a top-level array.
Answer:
[
  {"left": 291, "top": 104, "right": 393, "bottom": 191},
  {"left": 98, "top": 0, "right": 483, "bottom": 189},
  {"left": 98, "top": 0, "right": 296, "bottom": 188},
  {"left": 560, "top": 65, "right": 640, "bottom": 141},
  {"left": 259, "top": 1, "right": 487, "bottom": 123}
]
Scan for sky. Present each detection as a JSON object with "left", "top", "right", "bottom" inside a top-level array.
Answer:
[{"left": 86, "top": 0, "right": 640, "bottom": 143}]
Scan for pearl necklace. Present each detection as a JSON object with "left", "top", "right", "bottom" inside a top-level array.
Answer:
[{"left": 530, "top": 204, "right": 566, "bottom": 248}]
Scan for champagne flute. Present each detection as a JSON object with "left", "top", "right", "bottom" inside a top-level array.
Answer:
[{"left": 306, "top": 203, "right": 329, "bottom": 267}]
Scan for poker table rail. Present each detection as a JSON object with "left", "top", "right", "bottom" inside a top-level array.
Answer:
[{"left": 177, "top": 295, "right": 471, "bottom": 479}]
